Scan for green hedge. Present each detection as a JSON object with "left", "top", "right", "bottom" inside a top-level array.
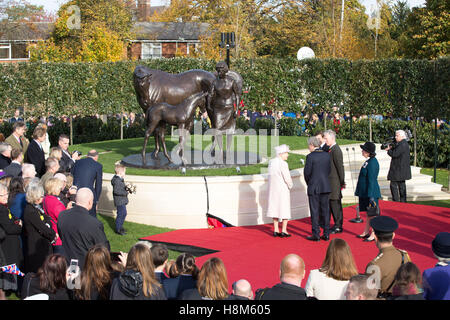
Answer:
[
  {"left": 1, "top": 57, "right": 448, "bottom": 167},
  {"left": 1, "top": 58, "right": 448, "bottom": 121}
]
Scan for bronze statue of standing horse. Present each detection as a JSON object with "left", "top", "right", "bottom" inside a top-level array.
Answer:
[{"left": 133, "top": 65, "right": 215, "bottom": 161}]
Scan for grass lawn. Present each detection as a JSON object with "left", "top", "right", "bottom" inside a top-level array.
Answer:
[
  {"left": 420, "top": 167, "right": 449, "bottom": 189},
  {"left": 70, "top": 135, "right": 359, "bottom": 177}
]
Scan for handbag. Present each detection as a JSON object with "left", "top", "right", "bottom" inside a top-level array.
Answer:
[{"left": 367, "top": 200, "right": 380, "bottom": 217}]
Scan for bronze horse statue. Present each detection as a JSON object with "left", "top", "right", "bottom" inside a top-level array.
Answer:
[
  {"left": 133, "top": 65, "right": 215, "bottom": 159},
  {"left": 142, "top": 92, "right": 208, "bottom": 166}
]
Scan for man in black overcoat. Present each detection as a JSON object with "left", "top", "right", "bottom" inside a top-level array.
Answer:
[
  {"left": 304, "top": 136, "right": 331, "bottom": 241},
  {"left": 323, "top": 130, "right": 345, "bottom": 234},
  {"left": 57, "top": 188, "right": 110, "bottom": 269},
  {"left": 386, "top": 130, "right": 411, "bottom": 202}
]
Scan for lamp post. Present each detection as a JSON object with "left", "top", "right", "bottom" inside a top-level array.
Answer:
[{"left": 219, "top": 32, "right": 235, "bottom": 68}]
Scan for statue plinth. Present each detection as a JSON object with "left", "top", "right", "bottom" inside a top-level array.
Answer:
[{"left": 121, "top": 150, "right": 263, "bottom": 170}]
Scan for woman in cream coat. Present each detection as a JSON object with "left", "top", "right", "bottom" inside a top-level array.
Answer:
[
  {"left": 305, "top": 239, "right": 359, "bottom": 299},
  {"left": 267, "top": 144, "right": 293, "bottom": 237}
]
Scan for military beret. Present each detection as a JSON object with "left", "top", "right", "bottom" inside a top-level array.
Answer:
[
  {"left": 432, "top": 232, "right": 450, "bottom": 258},
  {"left": 370, "top": 216, "right": 398, "bottom": 234}
]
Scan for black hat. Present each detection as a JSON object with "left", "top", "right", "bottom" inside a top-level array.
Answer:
[
  {"left": 360, "top": 142, "right": 376, "bottom": 155},
  {"left": 432, "top": 232, "right": 450, "bottom": 258},
  {"left": 370, "top": 216, "right": 398, "bottom": 234}
]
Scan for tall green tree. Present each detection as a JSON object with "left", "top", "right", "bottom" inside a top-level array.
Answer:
[
  {"left": 28, "top": 0, "right": 133, "bottom": 62},
  {"left": 401, "top": 0, "right": 449, "bottom": 59}
]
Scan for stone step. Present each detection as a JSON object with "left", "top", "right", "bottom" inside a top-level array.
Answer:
[
  {"left": 342, "top": 183, "right": 444, "bottom": 197},
  {"left": 343, "top": 166, "right": 423, "bottom": 178}
]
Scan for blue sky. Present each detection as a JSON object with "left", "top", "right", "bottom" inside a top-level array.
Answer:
[{"left": 28, "top": 0, "right": 426, "bottom": 15}]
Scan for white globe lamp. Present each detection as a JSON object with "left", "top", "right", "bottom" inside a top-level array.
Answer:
[{"left": 297, "top": 47, "right": 315, "bottom": 60}]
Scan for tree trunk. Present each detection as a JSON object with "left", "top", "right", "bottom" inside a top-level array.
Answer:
[
  {"left": 70, "top": 116, "right": 73, "bottom": 146},
  {"left": 413, "top": 117, "right": 417, "bottom": 167},
  {"left": 120, "top": 109, "right": 124, "bottom": 140}
]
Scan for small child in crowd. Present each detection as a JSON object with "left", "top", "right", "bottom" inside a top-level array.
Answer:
[{"left": 111, "top": 163, "right": 129, "bottom": 236}]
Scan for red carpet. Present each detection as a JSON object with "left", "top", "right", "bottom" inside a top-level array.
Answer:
[{"left": 140, "top": 201, "right": 450, "bottom": 292}]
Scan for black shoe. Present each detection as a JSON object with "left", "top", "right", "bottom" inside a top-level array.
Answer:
[
  {"left": 273, "top": 232, "right": 281, "bottom": 237},
  {"left": 363, "top": 237, "right": 375, "bottom": 242},
  {"left": 280, "top": 232, "right": 291, "bottom": 238},
  {"left": 357, "top": 233, "right": 371, "bottom": 239},
  {"left": 120, "top": 228, "right": 127, "bottom": 235},
  {"left": 330, "top": 228, "right": 343, "bottom": 234},
  {"left": 306, "top": 236, "right": 320, "bottom": 242},
  {"left": 115, "top": 229, "right": 126, "bottom": 236},
  {"left": 321, "top": 235, "right": 330, "bottom": 241}
]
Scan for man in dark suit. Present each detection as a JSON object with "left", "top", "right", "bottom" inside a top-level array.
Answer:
[
  {"left": 57, "top": 188, "right": 110, "bottom": 269},
  {"left": 315, "top": 131, "right": 329, "bottom": 152},
  {"left": 24, "top": 126, "right": 46, "bottom": 177},
  {"left": 386, "top": 130, "right": 411, "bottom": 202},
  {"left": 255, "top": 254, "right": 307, "bottom": 300},
  {"left": 324, "top": 129, "right": 345, "bottom": 234},
  {"left": 72, "top": 149, "right": 103, "bottom": 217},
  {"left": 3, "top": 148, "right": 23, "bottom": 177},
  {"left": 57, "top": 134, "right": 80, "bottom": 173},
  {"left": 304, "top": 136, "right": 331, "bottom": 241}
]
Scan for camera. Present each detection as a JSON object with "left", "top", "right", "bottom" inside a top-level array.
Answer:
[
  {"left": 381, "top": 129, "right": 412, "bottom": 150},
  {"left": 381, "top": 137, "right": 395, "bottom": 150},
  {"left": 72, "top": 150, "right": 82, "bottom": 156}
]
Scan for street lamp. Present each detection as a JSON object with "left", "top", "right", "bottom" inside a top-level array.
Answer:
[{"left": 219, "top": 32, "right": 235, "bottom": 68}]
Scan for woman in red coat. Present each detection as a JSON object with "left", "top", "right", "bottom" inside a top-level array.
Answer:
[{"left": 43, "top": 178, "right": 67, "bottom": 255}]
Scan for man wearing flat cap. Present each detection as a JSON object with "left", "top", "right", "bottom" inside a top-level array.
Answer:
[
  {"left": 422, "top": 232, "right": 450, "bottom": 300},
  {"left": 365, "top": 216, "right": 410, "bottom": 297}
]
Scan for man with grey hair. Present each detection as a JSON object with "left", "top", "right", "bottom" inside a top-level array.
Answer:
[
  {"left": 40, "top": 157, "right": 60, "bottom": 188},
  {"left": 303, "top": 136, "right": 331, "bottom": 241},
  {"left": 21, "top": 163, "right": 36, "bottom": 179},
  {"left": 0, "top": 142, "right": 12, "bottom": 170},
  {"left": 345, "top": 274, "right": 379, "bottom": 300},
  {"left": 323, "top": 129, "right": 345, "bottom": 234},
  {"left": 386, "top": 130, "right": 411, "bottom": 202},
  {"left": 57, "top": 187, "right": 110, "bottom": 268}
]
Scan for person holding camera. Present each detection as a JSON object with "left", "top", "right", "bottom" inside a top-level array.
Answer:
[
  {"left": 57, "top": 134, "right": 80, "bottom": 174},
  {"left": 111, "top": 163, "right": 129, "bottom": 236},
  {"left": 385, "top": 130, "right": 411, "bottom": 203}
]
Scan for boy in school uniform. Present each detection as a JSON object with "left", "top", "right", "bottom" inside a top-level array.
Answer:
[{"left": 111, "top": 163, "right": 129, "bottom": 235}]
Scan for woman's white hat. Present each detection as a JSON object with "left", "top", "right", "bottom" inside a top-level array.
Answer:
[{"left": 275, "top": 144, "right": 290, "bottom": 155}]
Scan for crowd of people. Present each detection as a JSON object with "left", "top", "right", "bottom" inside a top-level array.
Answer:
[{"left": 0, "top": 111, "right": 449, "bottom": 302}]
